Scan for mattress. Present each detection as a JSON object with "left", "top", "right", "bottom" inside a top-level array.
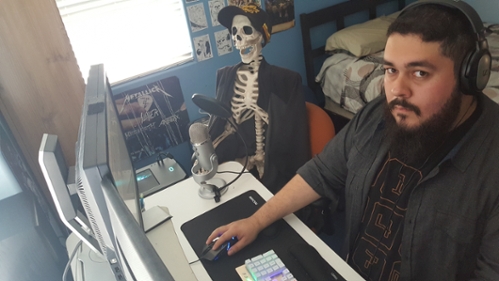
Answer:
[{"left": 316, "top": 23, "right": 499, "bottom": 116}]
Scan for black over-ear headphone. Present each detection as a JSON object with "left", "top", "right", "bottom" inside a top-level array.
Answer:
[{"left": 400, "top": 0, "right": 491, "bottom": 95}]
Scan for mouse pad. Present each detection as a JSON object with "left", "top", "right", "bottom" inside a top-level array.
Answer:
[{"left": 181, "top": 190, "right": 332, "bottom": 281}]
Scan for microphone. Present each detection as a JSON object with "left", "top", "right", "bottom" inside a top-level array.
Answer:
[
  {"left": 190, "top": 93, "right": 249, "bottom": 203},
  {"left": 189, "top": 122, "right": 227, "bottom": 201}
]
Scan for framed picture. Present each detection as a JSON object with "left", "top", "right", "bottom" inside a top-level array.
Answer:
[{"left": 113, "top": 76, "right": 190, "bottom": 163}]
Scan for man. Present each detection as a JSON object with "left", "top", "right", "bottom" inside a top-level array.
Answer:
[{"left": 206, "top": 1, "right": 499, "bottom": 280}]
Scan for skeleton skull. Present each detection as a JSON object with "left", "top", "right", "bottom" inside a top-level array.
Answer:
[{"left": 231, "top": 15, "right": 263, "bottom": 64}]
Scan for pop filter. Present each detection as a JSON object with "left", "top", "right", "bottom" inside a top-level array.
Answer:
[{"left": 191, "top": 94, "right": 231, "bottom": 118}]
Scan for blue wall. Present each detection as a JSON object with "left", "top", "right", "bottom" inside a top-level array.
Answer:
[
  {"left": 112, "top": 0, "right": 355, "bottom": 123},
  {"left": 112, "top": 0, "right": 354, "bottom": 172},
  {"left": 464, "top": 0, "right": 499, "bottom": 24},
  {"left": 111, "top": 0, "right": 498, "bottom": 173}
]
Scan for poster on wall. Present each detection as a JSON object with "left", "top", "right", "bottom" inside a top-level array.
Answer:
[
  {"left": 187, "top": 3, "right": 208, "bottom": 32},
  {"left": 193, "top": 34, "right": 214, "bottom": 61},
  {"left": 113, "top": 77, "right": 190, "bottom": 163},
  {"left": 228, "top": 0, "right": 261, "bottom": 7},
  {"left": 214, "top": 29, "right": 233, "bottom": 56},
  {"left": 208, "top": 0, "right": 226, "bottom": 26},
  {"left": 265, "top": 0, "right": 295, "bottom": 33}
]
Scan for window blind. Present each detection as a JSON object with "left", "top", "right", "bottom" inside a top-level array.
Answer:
[{"left": 56, "top": 0, "right": 192, "bottom": 84}]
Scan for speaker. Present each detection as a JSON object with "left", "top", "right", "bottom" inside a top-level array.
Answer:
[{"left": 400, "top": 0, "right": 491, "bottom": 95}]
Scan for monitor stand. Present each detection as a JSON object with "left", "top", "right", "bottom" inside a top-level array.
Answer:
[
  {"left": 66, "top": 233, "right": 115, "bottom": 281},
  {"left": 66, "top": 205, "right": 197, "bottom": 281},
  {"left": 143, "top": 205, "right": 172, "bottom": 233}
]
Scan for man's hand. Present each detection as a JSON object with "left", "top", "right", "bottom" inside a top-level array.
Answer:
[
  {"left": 205, "top": 217, "right": 263, "bottom": 256},
  {"left": 205, "top": 175, "right": 320, "bottom": 256}
]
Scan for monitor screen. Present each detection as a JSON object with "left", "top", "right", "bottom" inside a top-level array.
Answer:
[
  {"left": 136, "top": 169, "right": 160, "bottom": 192},
  {"left": 73, "top": 64, "right": 173, "bottom": 280},
  {"left": 105, "top": 72, "right": 143, "bottom": 229}
]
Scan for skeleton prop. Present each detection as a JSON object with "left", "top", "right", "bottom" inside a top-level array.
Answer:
[
  {"left": 213, "top": 4, "right": 310, "bottom": 192},
  {"left": 213, "top": 8, "right": 271, "bottom": 178}
]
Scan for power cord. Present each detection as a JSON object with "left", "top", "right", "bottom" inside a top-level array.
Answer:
[
  {"left": 156, "top": 152, "right": 174, "bottom": 166},
  {"left": 217, "top": 170, "right": 251, "bottom": 175},
  {"left": 211, "top": 117, "right": 249, "bottom": 203},
  {"left": 62, "top": 239, "right": 83, "bottom": 281}
]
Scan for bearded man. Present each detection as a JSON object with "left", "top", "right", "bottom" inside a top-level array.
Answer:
[{"left": 205, "top": 1, "right": 499, "bottom": 280}]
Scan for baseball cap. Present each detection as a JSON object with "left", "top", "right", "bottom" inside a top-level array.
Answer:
[{"left": 218, "top": 3, "right": 272, "bottom": 46}]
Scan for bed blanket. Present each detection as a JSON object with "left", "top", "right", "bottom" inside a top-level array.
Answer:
[
  {"left": 316, "top": 51, "right": 385, "bottom": 113},
  {"left": 316, "top": 23, "right": 499, "bottom": 113}
]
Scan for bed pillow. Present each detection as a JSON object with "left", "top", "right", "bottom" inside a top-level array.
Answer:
[{"left": 325, "top": 12, "right": 400, "bottom": 57}]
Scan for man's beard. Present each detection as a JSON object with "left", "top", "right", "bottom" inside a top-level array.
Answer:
[{"left": 384, "top": 88, "right": 461, "bottom": 164}]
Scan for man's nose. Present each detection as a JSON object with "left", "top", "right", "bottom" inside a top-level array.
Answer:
[{"left": 389, "top": 75, "right": 410, "bottom": 98}]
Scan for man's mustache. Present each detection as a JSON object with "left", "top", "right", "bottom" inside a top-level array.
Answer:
[{"left": 388, "top": 98, "right": 421, "bottom": 116}]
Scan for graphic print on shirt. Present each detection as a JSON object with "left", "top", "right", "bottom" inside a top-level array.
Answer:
[{"left": 351, "top": 155, "right": 422, "bottom": 281}]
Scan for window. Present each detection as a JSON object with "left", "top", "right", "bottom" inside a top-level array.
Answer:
[{"left": 57, "top": 0, "right": 192, "bottom": 84}]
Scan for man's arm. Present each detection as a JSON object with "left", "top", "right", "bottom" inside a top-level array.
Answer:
[{"left": 206, "top": 174, "right": 321, "bottom": 255}]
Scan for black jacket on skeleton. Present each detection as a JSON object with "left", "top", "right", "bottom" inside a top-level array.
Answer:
[{"left": 209, "top": 58, "right": 310, "bottom": 194}]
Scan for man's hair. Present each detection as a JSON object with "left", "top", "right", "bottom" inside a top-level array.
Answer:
[{"left": 387, "top": 4, "right": 476, "bottom": 77}]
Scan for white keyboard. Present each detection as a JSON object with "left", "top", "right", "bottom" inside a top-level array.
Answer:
[{"left": 244, "top": 250, "right": 296, "bottom": 281}]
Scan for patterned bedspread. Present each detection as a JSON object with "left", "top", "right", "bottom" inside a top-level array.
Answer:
[{"left": 316, "top": 23, "right": 499, "bottom": 114}]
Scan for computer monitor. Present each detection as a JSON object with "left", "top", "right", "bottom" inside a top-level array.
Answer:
[{"left": 40, "top": 64, "right": 174, "bottom": 280}]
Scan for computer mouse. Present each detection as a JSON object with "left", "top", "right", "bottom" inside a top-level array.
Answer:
[{"left": 200, "top": 236, "right": 239, "bottom": 261}]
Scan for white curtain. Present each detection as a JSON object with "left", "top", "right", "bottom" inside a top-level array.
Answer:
[{"left": 56, "top": 0, "right": 193, "bottom": 84}]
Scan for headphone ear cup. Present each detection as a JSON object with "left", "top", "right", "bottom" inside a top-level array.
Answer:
[
  {"left": 461, "top": 48, "right": 492, "bottom": 95},
  {"left": 474, "top": 49, "right": 492, "bottom": 90},
  {"left": 460, "top": 50, "right": 474, "bottom": 95}
]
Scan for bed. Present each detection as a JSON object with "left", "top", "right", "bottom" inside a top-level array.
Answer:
[{"left": 300, "top": 0, "right": 499, "bottom": 130}]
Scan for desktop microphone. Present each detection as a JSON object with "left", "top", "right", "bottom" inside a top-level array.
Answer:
[
  {"left": 189, "top": 122, "right": 217, "bottom": 179},
  {"left": 189, "top": 122, "right": 227, "bottom": 200}
]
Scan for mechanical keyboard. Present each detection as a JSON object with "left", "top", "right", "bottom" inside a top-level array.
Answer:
[
  {"left": 239, "top": 244, "right": 347, "bottom": 281},
  {"left": 244, "top": 250, "right": 296, "bottom": 281}
]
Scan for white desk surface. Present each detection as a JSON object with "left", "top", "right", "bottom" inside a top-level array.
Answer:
[{"left": 144, "top": 161, "right": 364, "bottom": 281}]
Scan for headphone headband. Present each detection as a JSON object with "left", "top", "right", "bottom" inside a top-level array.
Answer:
[
  {"left": 399, "top": 0, "right": 491, "bottom": 94},
  {"left": 401, "top": 0, "right": 485, "bottom": 38}
]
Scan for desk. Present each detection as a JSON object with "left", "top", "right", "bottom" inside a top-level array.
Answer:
[{"left": 144, "top": 161, "right": 364, "bottom": 281}]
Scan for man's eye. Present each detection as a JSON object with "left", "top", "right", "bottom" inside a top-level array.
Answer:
[
  {"left": 384, "top": 68, "right": 396, "bottom": 74},
  {"left": 415, "top": 70, "right": 428, "bottom": 78}
]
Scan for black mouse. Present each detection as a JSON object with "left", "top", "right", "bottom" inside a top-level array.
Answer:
[{"left": 200, "top": 236, "right": 239, "bottom": 261}]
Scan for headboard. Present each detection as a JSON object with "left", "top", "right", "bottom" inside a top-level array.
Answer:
[{"left": 300, "top": 0, "right": 407, "bottom": 104}]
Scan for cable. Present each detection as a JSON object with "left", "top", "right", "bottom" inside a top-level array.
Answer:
[
  {"left": 217, "top": 170, "right": 251, "bottom": 175},
  {"left": 212, "top": 117, "right": 249, "bottom": 202},
  {"left": 62, "top": 239, "right": 83, "bottom": 281},
  {"left": 156, "top": 152, "right": 174, "bottom": 166}
]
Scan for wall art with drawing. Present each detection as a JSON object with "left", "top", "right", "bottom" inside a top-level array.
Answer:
[{"left": 113, "top": 76, "right": 190, "bottom": 163}]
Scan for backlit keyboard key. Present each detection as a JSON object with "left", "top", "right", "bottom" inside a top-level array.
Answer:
[{"left": 245, "top": 250, "right": 295, "bottom": 281}]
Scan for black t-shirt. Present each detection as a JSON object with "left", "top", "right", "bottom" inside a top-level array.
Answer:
[{"left": 349, "top": 100, "right": 482, "bottom": 280}]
